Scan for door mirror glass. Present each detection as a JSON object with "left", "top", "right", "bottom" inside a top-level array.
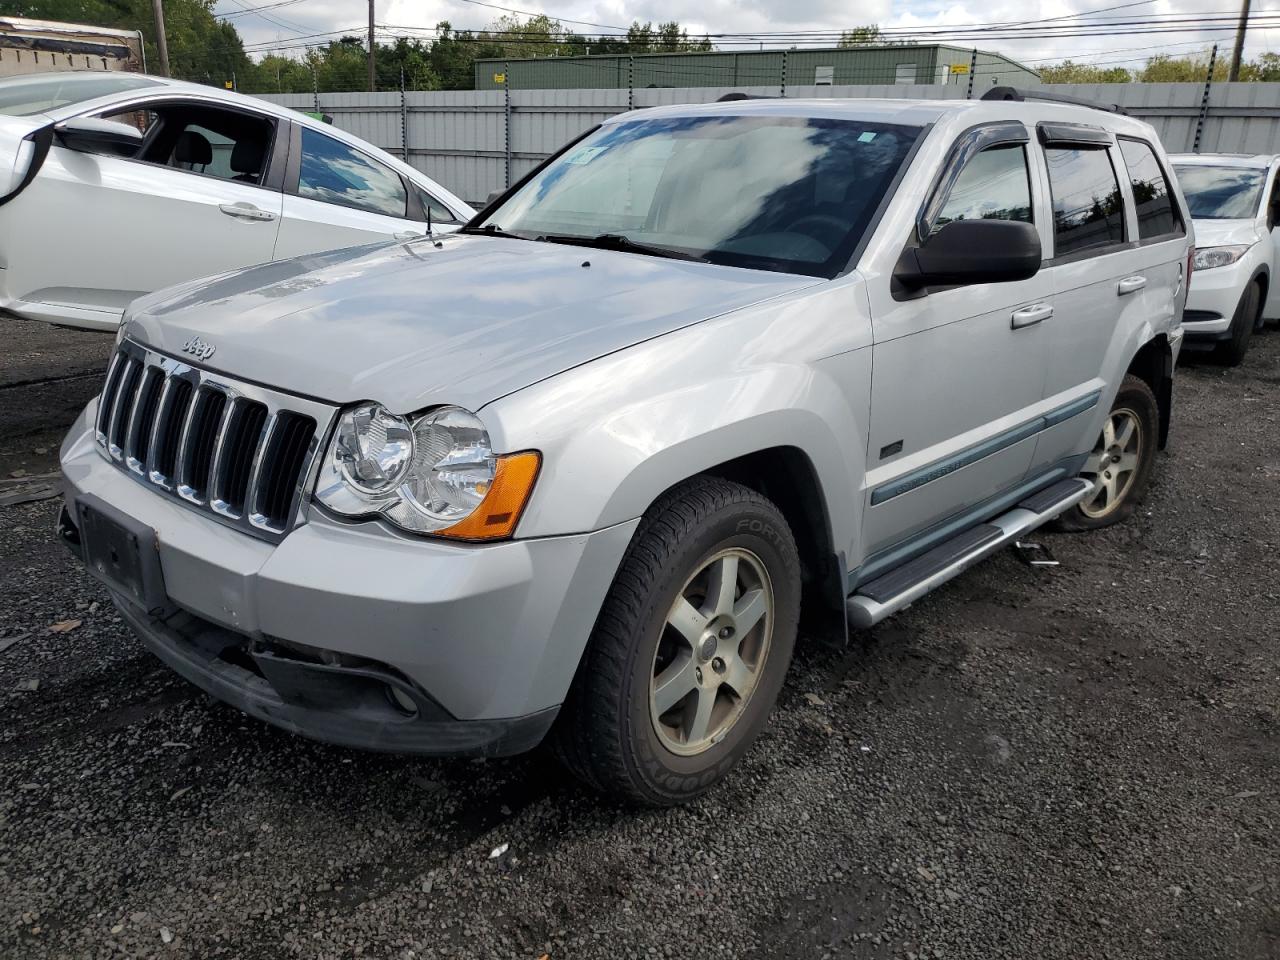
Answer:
[
  {"left": 895, "top": 219, "right": 1042, "bottom": 289},
  {"left": 55, "top": 116, "right": 143, "bottom": 157}
]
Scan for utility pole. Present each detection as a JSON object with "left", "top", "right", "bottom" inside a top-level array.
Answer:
[
  {"left": 367, "top": 0, "right": 376, "bottom": 92},
  {"left": 151, "top": 0, "right": 170, "bottom": 77},
  {"left": 1229, "top": 0, "right": 1250, "bottom": 82}
]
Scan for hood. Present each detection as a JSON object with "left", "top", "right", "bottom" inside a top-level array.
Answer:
[
  {"left": 124, "top": 235, "right": 819, "bottom": 414},
  {"left": 1190, "top": 218, "right": 1260, "bottom": 248}
]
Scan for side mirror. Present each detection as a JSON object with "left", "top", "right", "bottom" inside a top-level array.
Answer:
[
  {"left": 485, "top": 188, "right": 505, "bottom": 208},
  {"left": 55, "top": 117, "right": 143, "bottom": 157},
  {"left": 895, "top": 219, "right": 1042, "bottom": 290}
]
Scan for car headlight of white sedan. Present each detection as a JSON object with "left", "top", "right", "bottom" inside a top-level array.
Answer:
[
  {"left": 316, "top": 402, "right": 539, "bottom": 540},
  {"left": 1192, "top": 244, "right": 1253, "bottom": 271}
]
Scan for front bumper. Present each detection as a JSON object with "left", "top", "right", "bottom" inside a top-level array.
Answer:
[
  {"left": 60, "top": 402, "right": 639, "bottom": 754},
  {"left": 1183, "top": 259, "right": 1251, "bottom": 343}
]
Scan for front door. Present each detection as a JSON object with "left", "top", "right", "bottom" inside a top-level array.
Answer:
[
  {"left": 861, "top": 124, "right": 1053, "bottom": 561},
  {"left": 1, "top": 99, "right": 282, "bottom": 327}
]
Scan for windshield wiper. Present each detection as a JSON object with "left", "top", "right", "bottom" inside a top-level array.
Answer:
[
  {"left": 459, "top": 223, "right": 534, "bottom": 240},
  {"left": 535, "top": 232, "right": 708, "bottom": 263}
]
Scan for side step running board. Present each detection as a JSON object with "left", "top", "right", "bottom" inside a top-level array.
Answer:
[{"left": 846, "top": 477, "right": 1093, "bottom": 629}]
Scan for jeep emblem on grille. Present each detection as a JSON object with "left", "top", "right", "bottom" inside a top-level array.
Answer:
[{"left": 182, "top": 336, "right": 216, "bottom": 361}]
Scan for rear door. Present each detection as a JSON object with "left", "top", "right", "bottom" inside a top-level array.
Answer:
[
  {"left": 1, "top": 97, "right": 283, "bottom": 328},
  {"left": 1030, "top": 125, "right": 1154, "bottom": 477},
  {"left": 273, "top": 125, "right": 436, "bottom": 258},
  {"left": 861, "top": 122, "right": 1054, "bottom": 561}
]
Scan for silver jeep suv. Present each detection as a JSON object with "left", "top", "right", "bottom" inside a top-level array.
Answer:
[{"left": 59, "top": 90, "right": 1190, "bottom": 804}]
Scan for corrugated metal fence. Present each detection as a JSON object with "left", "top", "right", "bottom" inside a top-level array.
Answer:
[{"left": 259, "top": 83, "right": 1280, "bottom": 208}]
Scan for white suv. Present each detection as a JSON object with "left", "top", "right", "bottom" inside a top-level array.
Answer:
[{"left": 1170, "top": 152, "right": 1280, "bottom": 364}]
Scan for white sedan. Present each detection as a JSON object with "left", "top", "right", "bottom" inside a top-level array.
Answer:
[
  {"left": 1170, "top": 152, "right": 1280, "bottom": 365},
  {"left": 0, "top": 72, "right": 474, "bottom": 332}
]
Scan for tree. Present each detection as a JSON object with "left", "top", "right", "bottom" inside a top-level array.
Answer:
[
  {"left": 838, "top": 25, "right": 885, "bottom": 47},
  {"left": 1038, "top": 60, "right": 1132, "bottom": 83},
  {"left": 1139, "top": 53, "right": 1229, "bottom": 82}
]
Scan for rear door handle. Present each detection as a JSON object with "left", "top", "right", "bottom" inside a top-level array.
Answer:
[
  {"left": 1117, "top": 275, "right": 1147, "bottom": 295},
  {"left": 219, "top": 202, "right": 276, "bottom": 222},
  {"left": 1011, "top": 303, "right": 1053, "bottom": 329}
]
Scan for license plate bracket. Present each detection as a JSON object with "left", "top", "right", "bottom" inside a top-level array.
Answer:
[{"left": 75, "top": 494, "right": 170, "bottom": 615}]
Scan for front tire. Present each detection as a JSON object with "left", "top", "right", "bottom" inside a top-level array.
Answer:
[
  {"left": 553, "top": 477, "right": 800, "bottom": 806},
  {"left": 1217, "top": 281, "right": 1261, "bottom": 366},
  {"left": 1058, "top": 374, "right": 1159, "bottom": 531}
]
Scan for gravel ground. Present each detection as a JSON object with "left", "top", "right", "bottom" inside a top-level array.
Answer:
[{"left": 0, "top": 315, "right": 1276, "bottom": 960}]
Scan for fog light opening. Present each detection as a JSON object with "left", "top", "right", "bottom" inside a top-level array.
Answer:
[{"left": 386, "top": 683, "right": 419, "bottom": 717}]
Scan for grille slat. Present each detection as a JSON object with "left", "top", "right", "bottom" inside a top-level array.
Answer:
[
  {"left": 106, "top": 358, "right": 143, "bottom": 459},
  {"left": 124, "top": 367, "right": 164, "bottom": 474},
  {"left": 96, "top": 341, "right": 329, "bottom": 542},
  {"left": 95, "top": 351, "right": 125, "bottom": 444}
]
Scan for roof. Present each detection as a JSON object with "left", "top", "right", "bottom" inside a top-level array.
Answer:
[
  {"left": 603, "top": 95, "right": 1159, "bottom": 138},
  {"left": 1168, "top": 152, "right": 1278, "bottom": 168}
]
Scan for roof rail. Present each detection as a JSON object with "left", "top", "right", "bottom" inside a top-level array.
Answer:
[
  {"left": 716, "top": 92, "right": 776, "bottom": 102},
  {"left": 981, "top": 86, "right": 1125, "bottom": 115}
]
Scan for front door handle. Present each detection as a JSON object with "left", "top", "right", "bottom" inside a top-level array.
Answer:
[
  {"left": 1117, "top": 275, "right": 1147, "bottom": 295},
  {"left": 219, "top": 202, "right": 276, "bottom": 222},
  {"left": 1011, "top": 303, "right": 1053, "bottom": 329}
]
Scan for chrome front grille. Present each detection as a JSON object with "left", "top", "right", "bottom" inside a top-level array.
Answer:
[{"left": 95, "top": 340, "right": 334, "bottom": 541}]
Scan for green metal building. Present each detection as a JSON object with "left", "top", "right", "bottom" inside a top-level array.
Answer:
[{"left": 474, "top": 45, "right": 1039, "bottom": 91}]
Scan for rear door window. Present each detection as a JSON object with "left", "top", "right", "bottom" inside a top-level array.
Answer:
[
  {"left": 1118, "top": 139, "right": 1182, "bottom": 240},
  {"left": 297, "top": 128, "right": 407, "bottom": 218},
  {"left": 1045, "top": 147, "right": 1127, "bottom": 257}
]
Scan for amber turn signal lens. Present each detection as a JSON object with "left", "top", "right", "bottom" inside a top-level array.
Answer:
[{"left": 437, "top": 451, "right": 541, "bottom": 540}]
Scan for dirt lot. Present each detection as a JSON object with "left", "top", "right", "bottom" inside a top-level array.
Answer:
[{"left": 0, "top": 315, "right": 1276, "bottom": 960}]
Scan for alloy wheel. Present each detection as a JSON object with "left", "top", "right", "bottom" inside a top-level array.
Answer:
[
  {"left": 1079, "top": 408, "right": 1144, "bottom": 519},
  {"left": 649, "top": 548, "right": 774, "bottom": 756}
]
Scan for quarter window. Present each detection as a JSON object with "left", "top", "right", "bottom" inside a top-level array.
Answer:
[
  {"left": 1045, "top": 147, "right": 1126, "bottom": 256},
  {"left": 298, "top": 128, "right": 407, "bottom": 218},
  {"left": 1118, "top": 139, "right": 1181, "bottom": 240},
  {"left": 933, "top": 144, "right": 1033, "bottom": 234}
]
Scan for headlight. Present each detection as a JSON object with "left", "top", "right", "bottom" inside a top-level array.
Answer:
[
  {"left": 316, "top": 403, "right": 539, "bottom": 540},
  {"left": 1193, "top": 244, "right": 1252, "bottom": 270}
]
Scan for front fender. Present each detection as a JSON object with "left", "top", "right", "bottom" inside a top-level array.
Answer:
[{"left": 482, "top": 280, "right": 873, "bottom": 566}]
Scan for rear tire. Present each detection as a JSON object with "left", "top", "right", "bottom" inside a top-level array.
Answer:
[
  {"left": 1217, "top": 282, "right": 1261, "bottom": 366},
  {"left": 1058, "top": 374, "right": 1159, "bottom": 531},
  {"left": 553, "top": 477, "right": 800, "bottom": 806}
]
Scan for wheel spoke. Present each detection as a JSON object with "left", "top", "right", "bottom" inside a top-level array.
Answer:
[
  {"left": 733, "top": 588, "right": 768, "bottom": 637},
  {"left": 686, "top": 686, "right": 717, "bottom": 744},
  {"left": 1102, "top": 419, "right": 1116, "bottom": 447},
  {"left": 652, "top": 653, "right": 698, "bottom": 716},
  {"left": 1116, "top": 450, "right": 1139, "bottom": 473},
  {"left": 703, "top": 554, "right": 739, "bottom": 618},
  {"left": 1103, "top": 472, "right": 1119, "bottom": 504},
  {"left": 1082, "top": 450, "right": 1106, "bottom": 475},
  {"left": 1115, "top": 417, "right": 1136, "bottom": 450},
  {"left": 667, "top": 597, "right": 707, "bottom": 647},
  {"left": 721, "top": 655, "right": 754, "bottom": 698}
]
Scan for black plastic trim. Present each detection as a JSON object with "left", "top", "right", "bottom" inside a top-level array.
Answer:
[
  {"left": 113, "top": 600, "right": 559, "bottom": 757},
  {"left": 1037, "top": 121, "right": 1112, "bottom": 148}
]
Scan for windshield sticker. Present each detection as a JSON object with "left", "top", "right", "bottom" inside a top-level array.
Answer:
[
  {"left": 565, "top": 146, "right": 607, "bottom": 165},
  {"left": 858, "top": 132, "right": 878, "bottom": 143}
]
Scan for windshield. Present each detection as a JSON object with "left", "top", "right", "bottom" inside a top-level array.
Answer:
[
  {"left": 1172, "top": 164, "right": 1266, "bottom": 219},
  {"left": 473, "top": 114, "right": 922, "bottom": 277},
  {"left": 0, "top": 73, "right": 160, "bottom": 117}
]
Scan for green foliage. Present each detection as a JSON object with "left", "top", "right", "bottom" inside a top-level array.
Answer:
[{"left": 1038, "top": 60, "right": 1133, "bottom": 83}]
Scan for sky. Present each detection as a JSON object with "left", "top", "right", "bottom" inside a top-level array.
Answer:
[{"left": 222, "top": 0, "right": 1280, "bottom": 73}]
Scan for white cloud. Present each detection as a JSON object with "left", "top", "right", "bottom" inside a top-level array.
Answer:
[{"left": 232, "top": 0, "right": 1277, "bottom": 74}]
